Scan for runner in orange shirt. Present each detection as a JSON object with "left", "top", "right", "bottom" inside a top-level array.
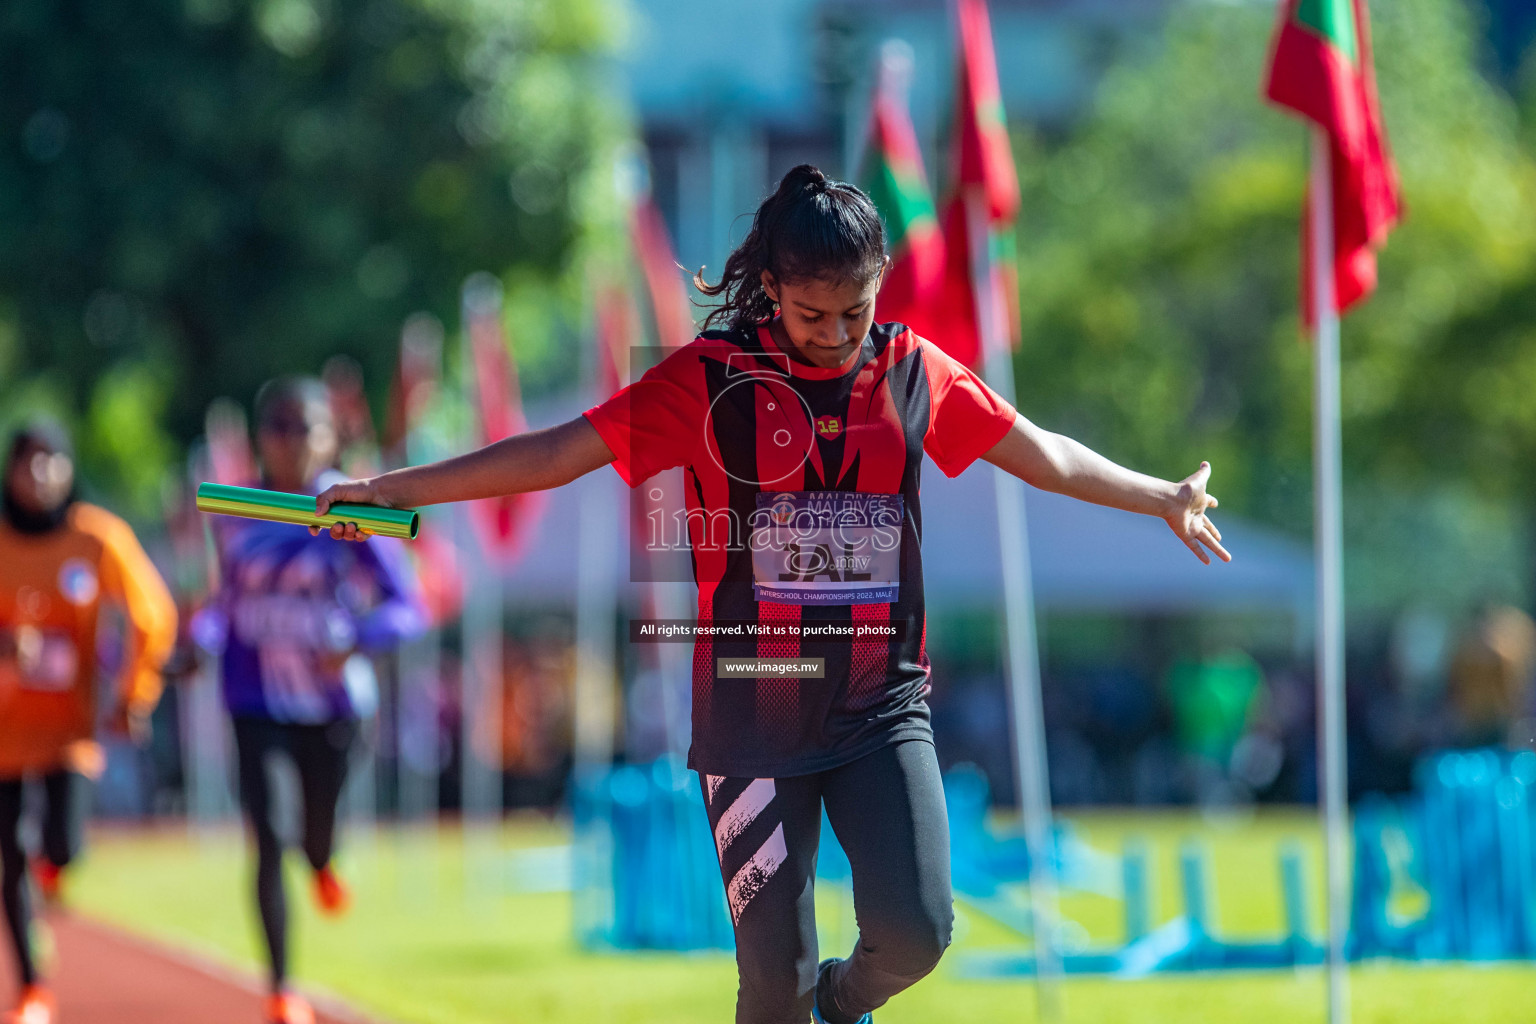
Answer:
[{"left": 0, "top": 420, "right": 178, "bottom": 1024}]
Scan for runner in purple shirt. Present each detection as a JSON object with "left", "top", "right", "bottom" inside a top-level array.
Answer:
[{"left": 200, "top": 376, "right": 424, "bottom": 1024}]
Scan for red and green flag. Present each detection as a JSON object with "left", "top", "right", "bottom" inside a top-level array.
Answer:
[
  {"left": 952, "top": 0, "right": 1019, "bottom": 227},
  {"left": 859, "top": 46, "right": 945, "bottom": 335},
  {"left": 465, "top": 284, "right": 544, "bottom": 564},
  {"left": 934, "top": 0, "right": 1020, "bottom": 370},
  {"left": 1264, "top": 0, "right": 1401, "bottom": 326}
]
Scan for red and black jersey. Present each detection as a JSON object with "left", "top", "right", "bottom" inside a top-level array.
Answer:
[{"left": 584, "top": 319, "right": 1017, "bottom": 777}]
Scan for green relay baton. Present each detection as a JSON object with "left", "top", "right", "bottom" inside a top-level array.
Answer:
[{"left": 195, "top": 482, "right": 420, "bottom": 540}]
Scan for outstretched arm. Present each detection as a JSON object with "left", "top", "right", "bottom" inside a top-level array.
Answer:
[
  {"left": 980, "top": 413, "right": 1230, "bottom": 565},
  {"left": 314, "top": 416, "right": 615, "bottom": 539}
]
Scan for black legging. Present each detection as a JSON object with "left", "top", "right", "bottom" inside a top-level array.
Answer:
[
  {"left": 700, "top": 738, "right": 953, "bottom": 1024},
  {"left": 0, "top": 771, "right": 85, "bottom": 986},
  {"left": 232, "top": 717, "right": 356, "bottom": 992}
]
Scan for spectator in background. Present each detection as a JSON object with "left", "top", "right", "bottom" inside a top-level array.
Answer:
[
  {"left": 1166, "top": 645, "right": 1269, "bottom": 804},
  {"left": 484, "top": 634, "right": 574, "bottom": 809},
  {"left": 1448, "top": 600, "right": 1536, "bottom": 748},
  {"left": 0, "top": 420, "right": 178, "bottom": 1024},
  {"left": 196, "top": 377, "right": 425, "bottom": 1024}
]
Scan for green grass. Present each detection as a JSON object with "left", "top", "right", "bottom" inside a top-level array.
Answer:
[{"left": 66, "top": 810, "right": 1536, "bottom": 1024}]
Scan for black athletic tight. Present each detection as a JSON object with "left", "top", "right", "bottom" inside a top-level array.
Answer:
[
  {"left": 232, "top": 717, "right": 356, "bottom": 992},
  {"left": 0, "top": 771, "right": 84, "bottom": 986},
  {"left": 700, "top": 739, "right": 953, "bottom": 1024}
]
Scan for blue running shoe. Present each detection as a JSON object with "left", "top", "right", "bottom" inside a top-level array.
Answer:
[{"left": 812, "top": 958, "right": 872, "bottom": 1024}]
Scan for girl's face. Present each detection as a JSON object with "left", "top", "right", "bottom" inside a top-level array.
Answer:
[
  {"left": 761, "top": 260, "right": 888, "bottom": 370},
  {"left": 257, "top": 396, "right": 338, "bottom": 493}
]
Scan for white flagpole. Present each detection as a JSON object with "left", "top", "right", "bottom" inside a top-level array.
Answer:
[
  {"left": 1310, "top": 127, "right": 1349, "bottom": 1024},
  {"left": 966, "top": 190, "right": 1061, "bottom": 1019}
]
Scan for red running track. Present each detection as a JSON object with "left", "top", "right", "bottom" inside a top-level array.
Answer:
[{"left": 1, "top": 913, "right": 382, "bottom": 1024}]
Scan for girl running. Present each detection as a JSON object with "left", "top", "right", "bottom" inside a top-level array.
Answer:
[
  {"left": 199, "top": 378, "right": 425, "bottom": 1024},
  {"left": 315, "top": 164, "right": 1230, "bottom": 1024},
  {"left": 1, "top": 420, "right": 179, "bottom": 1024}
]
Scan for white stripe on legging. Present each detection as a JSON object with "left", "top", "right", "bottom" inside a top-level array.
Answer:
[
  {"left": 705, "top": 773, "right": 726, "bottom": 805},
  {"left": 726, "top": 823, "right": 788, "bottom": 924},
  {"left": 713, "top": 777, "right": 775, "bottom": 858}
]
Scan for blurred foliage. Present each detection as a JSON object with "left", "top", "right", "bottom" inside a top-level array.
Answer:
[
  {"left": 0, "top": 0, "right": 631, "bottom": 516},
  {"left": 1008, "top": 0, "right": 1536, "bottom": 613}
]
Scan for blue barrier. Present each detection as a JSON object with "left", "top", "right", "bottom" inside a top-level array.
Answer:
[
  {"left": 572, "top": 748, "right": 1536, "bottom": 973},
  {"left": 572, "top": 759, "right": 733, "bottom": 951},
  {"left": 1349, "top": 747, "right": 1536, "bottom": 963}
]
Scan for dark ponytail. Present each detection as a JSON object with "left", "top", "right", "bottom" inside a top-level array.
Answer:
[{"left": 694, "top": 164, "right": 886, "bottom": 331}]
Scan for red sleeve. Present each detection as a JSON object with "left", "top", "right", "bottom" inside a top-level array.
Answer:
[
  {"left": 583, "top": 342, "right": 708, "bottom": 487},
  {"left": 919, "top": 337, "right": 1018, "bottom": 478}
]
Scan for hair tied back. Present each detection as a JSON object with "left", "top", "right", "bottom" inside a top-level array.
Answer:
[{"left": 693, "top": 163, "right": 886, "bottom": 331}]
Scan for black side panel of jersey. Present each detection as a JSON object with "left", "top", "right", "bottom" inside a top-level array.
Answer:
[
  {"left": 697, "top": 349, "right": 764, "bottom": 734},
  {"left": 895, "top": 336, "right": 932, "bottom": 689}
]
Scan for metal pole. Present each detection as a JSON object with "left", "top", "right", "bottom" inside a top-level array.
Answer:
[
  {"left": 1311, "top": 127, "right": 1350, "bottom": 1024},
  {"left": 967, "top": 190, "right": 1061, "bottom": 1018},
  {"left": 574, "top": 481, "right": 619, "bottom": 767}
]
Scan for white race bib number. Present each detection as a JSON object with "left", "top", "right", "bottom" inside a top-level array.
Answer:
[{"left": 750, "top": 491, "right": 902, "bottom": 605}]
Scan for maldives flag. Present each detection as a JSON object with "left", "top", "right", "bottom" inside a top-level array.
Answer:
[
  {"left": 465, "top": 288, "right": 544, "bottom": 563},
  {"left": 952, "top": 0, "right": 1019, "bottom": 226},
  {"left": 859, "top": 45, "right": 945, "bottom": 334},
  {"left": 935, "top": 0, "right": 1020, "bottom": 370},
  {"left": 1264, "top": 0, "right": 1401, "bottom": 326}
]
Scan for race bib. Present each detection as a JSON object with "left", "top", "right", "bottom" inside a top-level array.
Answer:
[{"left": 750, "top": 491, "right": 902, "bottom": 605}]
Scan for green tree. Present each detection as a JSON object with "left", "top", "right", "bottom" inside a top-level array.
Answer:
[
  {"left": 0, "top": 0, "right": 627, "bottom": 514},
  {"left": 1008, "top": 0, "right": 1536, "bottom": 612}
]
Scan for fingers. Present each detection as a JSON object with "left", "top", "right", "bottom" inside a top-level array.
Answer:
[
  {"left": 315, "top": 480, "right": 373, "bottom": 517},
  {"left": 1192, "top": 461, "right": 1211, "bottom": 488},
  {"left": 319, "top": 521, "right": 370, "bottom": 543},
  {"left": 1191, "top": 512, "right": 1231, "bottom": 562},
  {"left": 1171, "top": 514, "right": 1231, "bottom": 565}
]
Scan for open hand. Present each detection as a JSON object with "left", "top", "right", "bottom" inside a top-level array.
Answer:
[
  {"left": 1166, "top": 462, "right": 1230, "bottom": 566},
  {"left": 312, "top": 478, "right": 387, "bottom": 542}
]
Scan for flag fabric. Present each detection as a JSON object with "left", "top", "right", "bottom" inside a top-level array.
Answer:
[
  {"left": 384, "top": 317, "right": 462, "bottom": 625},
  {"left": 952, "top": 0, "right": 1019, "bottom": 226},
  {"left": 1264, "top": 0, "right": 1401, "bottom": 325},
  {"left": 859, "top": 46, "right": 946, "bottom": 335},
  {"left": 631, "top": 198, "right": 695, "bottom": 350},
  {"left": 933, "top": 0, "right": 1020, "bottom": 370},
  {"left": 383, "top": 316, "right": 442, "bottom": 461},
  {"left": 465, "top": 293, "right": 544, "bottom": 563},
  {"left": 932, "top": 200, "right": 984, "bottom": 368},
  {"left": 593, "top": 282, "right": 637, "bottom": 398}
]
